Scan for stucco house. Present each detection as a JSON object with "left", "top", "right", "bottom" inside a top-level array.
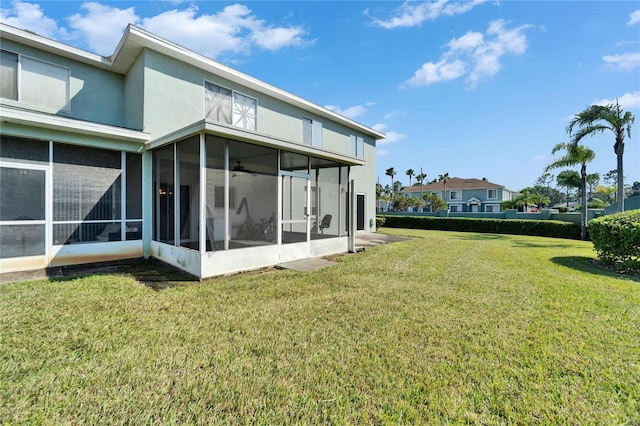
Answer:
[
  {"left": 401, "top": 177, "right": 514, "bottom": 213},
  {"left": 0, "top": 23, "right": 384, "bottom": 278}
]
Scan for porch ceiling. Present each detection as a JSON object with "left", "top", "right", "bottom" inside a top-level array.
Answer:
[{"left": 147, "top": 120, "right": 366, "bottom": 166}]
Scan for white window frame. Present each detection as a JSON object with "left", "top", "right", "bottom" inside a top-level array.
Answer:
[
  {"left": 1, "top": 49, "right": 70, "bottom": 113},
  {"left": 487, "top": 189, "right": 498, "bottom": 199},
  {"left": 449, "top": 191, "right": 462, "bottom": 200},
  {"left": 486, "top": 204, "right": 500, "bottom": 213},
  {"left": 449, "top": 205, "right": 460, "bottom": 213},
  {"left": 204, "top": 81, "right": 257, "bottom": 131}
]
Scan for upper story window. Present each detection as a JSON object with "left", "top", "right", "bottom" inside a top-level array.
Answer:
[
  {"left": 350, "top": 135, "right": 364, "bottom": 159},
  {"left": 205, "top": 81, "right": 256, "bottom": 131},
  {"left": 303, "top": 117, "right": 323, "bottom": 147},
  {"left": 488, "top": 189, "right": 497, "bottom": 199},
  {"left": 450, "top": 191, "right": 461, "bottom": 200},
  {"left": 1, "top": 49, "right": 70, "bottom": 112}
]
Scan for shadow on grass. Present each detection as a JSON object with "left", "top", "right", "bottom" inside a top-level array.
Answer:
[
  {"left": 450, "top": 233, "right": 509, "bottom": 241},
  {"left": 550, "top": 256, "right": 640, "bottom": 282},
  {"left": 452, "top": 233, "right": 580, "bottom": 249},
  {"left": 35, "top": 258, "right": 199, "bottom": 290}
]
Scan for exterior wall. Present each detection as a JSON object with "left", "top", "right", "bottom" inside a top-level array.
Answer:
[
  {"left": 349, "top": 138, "right": 377, "bottom": 232},
  {"left": 124, "top": 53, "right": 145, "bottom": 131},
  {"left": 1, "top": 39, "right": 126, "bottom": 128}
]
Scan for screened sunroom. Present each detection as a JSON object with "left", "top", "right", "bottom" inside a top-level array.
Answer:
[{"left": 150, "top": 126, "right": 359, "bottom": 278}]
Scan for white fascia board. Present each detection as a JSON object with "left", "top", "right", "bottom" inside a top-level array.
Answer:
[
  {"left": 113, "top": 26, "right": 385, "bottom": 140},
  {"left": 0, "top": 106, "right": 150, "bottom": 144},
  {"left": 148, "top": 120, "right": 366, "bottom": 166},
  {"left": 0, "top": 23, "right": 112, "bottom": 70}
]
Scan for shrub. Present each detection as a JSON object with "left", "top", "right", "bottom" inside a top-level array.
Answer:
[
  {"left": 555, "top": 206, "right": 569, "bottom": 213},
  {"left": 587, "top": 209, "right": 640, "bottom": 273},
  {"left": 376, "top": 216, "right": 386, "bottom": 228},
  {"left": 378, "top": 215, "right": 581, "bottom": 240}
]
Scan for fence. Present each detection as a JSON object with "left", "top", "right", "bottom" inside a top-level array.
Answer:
[{"left": 377, "top": 209, "right": 605, "bottom": 224}]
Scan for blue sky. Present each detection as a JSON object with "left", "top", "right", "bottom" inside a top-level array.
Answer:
[{"left": 2, "top": 0, "right": 639, "bottom": 191}]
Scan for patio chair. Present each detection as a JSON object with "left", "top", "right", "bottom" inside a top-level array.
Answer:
[{"left": 314, "top": 214, "right": 332, "bottom": 234}]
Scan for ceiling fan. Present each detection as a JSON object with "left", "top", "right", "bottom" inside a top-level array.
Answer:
[{"left": 232, "top": 161, "right": 258, "bottom": 177}]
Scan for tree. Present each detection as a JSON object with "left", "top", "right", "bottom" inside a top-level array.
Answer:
[
  {"left": 415, "top": 172, "right": 427, "bottom": 187},
  {"left": 594, "top": 185, "right": 616, "bottom": 204},
  {"left": 535, "top": 172, "right": 555, "bottom": 188},
  {"left": 423, "top": 193, "right": 446, "bottom": 212},
  {"left": 546, "top": 143, "right": 596, "bottom": 240},
  {"left": 556, "top": 170, "right": 581, "bottom": 208},
  {"left": 385, "top": 168, "right": 396, "bottom": 194},
  {"left": 567, "top": 101, "right": 635, "bottom": 212},
  {"left": 438, "top": 173, "right": 449, "bottom": 202},
  {"left": 528, "top": 192, "right": 550, "bottom": 210},
  {"left": 520, "top": 185, "right": 563, "bottom": 207},
  {"left": 405, "top": 169, "right": 415, "bottom": 186},
  {"left": 630, "top": 181, "right": 640, "bottom": 196},
  {"left": 393, "top": 180, "right": 404, "bottom": 194},
  {"left": 586, "top": 173, "right": 600, "bottom": 200}
]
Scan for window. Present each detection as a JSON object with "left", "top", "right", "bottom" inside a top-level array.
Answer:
[
  {"left": 303, "top": 118, "right": 323, "bottom": 147},
  {"left": 205, "top": 82, "right": 256, "bottom": 131},
  {"left": 488, "top": 189, "right": 497, "bottom": 199},
  {"left": 1, "top": 50, "right": 70, "bottom": 112},
  {"left": 450, "top": 205, "right": 459, "bottom": 212},
  {"left": 486, "top": 205, "right": 497, "bottom": 213},
  {"left": 0, "top": 50, "right": 18, "bottom": 101},
  {"left": 350, "top": 135, "right": 364, "bottom": 159},
  {"left": 303, "top": 117, "right": 312, "bottom": 144},
  {"left": 214, "top": 186, "right": 236, "bottom": 209},
  {"left": 450, "top": 191, "right": 461, "bottom": 200}
]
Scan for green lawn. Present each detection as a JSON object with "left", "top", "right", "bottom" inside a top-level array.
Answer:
[{"left": 1, "top": 229, "right": 638, "bottom": 424}]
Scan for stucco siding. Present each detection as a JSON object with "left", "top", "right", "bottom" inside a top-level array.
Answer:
[{"left": 1, "top": 39, "right": 125, "bottom": 127}]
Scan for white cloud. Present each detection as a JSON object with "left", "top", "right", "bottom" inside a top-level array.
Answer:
[
  {"left": 383, "top": 110, "right": 406, "bottom": 120},
  {"left": 403, "top": 59, "right": 466, "bottom": 87},
  {"left": 324, "top": 104, "right": 368, "bottom": 119},
  {"left": 0, "top": 0, "right": 65, "bottom": 39},
  {"left": 448, "top": 31, "right": 484, "bottom": 51},
  {"left": 533, "top": 155, "right": 546, "bottom": 161},
  {"left": 602, "top": 52, "right": 640, "bottom": 71},
  {"left": 628, "top": 10, "right": 640, "bottom": 26},
  {"left": 367, "top": 0, "right": 487, "bottom": 29},
  {"left": 594, "top": 91, "right": 640, "bottom": 110},
  {"left": 373, "top": 123, "right": 406, "bottom": 146},
  {"left": 67, "top": 2, "right": 138, "bottom": 55},
  {"left": 3, "top": 1, "right": 310, "bottom": 58},
  {"left": 403, "top": 19, "right": 531, "bottom": 88}
]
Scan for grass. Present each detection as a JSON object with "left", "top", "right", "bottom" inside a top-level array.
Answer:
[{"left": 1, "top": 229, "right": 639, "bottom": 424}]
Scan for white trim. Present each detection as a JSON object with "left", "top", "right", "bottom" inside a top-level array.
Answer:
[
  {"left": 487, "top": 189, "right": 498, "bottom": 200},
  {"left": 149, "top": 120, "right": 365, "bottom": 166},
  {"left": 0, "top": 106, "right": 150, "bottom": 144}
]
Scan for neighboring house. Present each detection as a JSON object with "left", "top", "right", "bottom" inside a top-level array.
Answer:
[
  {"left": 0, "top": 23, "right": 384, "bottom": 278},
  {"left": 400, "top": 178, "right": 514, "bottom": 213}
]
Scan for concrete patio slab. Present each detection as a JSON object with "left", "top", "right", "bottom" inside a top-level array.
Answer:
[{"left": 276, "top": 258, "right": 339, "bottom": 272}]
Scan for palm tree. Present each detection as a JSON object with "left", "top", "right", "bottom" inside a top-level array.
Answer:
[
  {"left": 438, "top": 173, "right": 449, "bottom": 204},
  {"left": 545, "top": 143, "right": 596, "bottom": 240},
  {"left": 567, "top": 101, "right": 634, "bottom": 212},
  {"left": 385, "top": 168, "right": 396, "bottom": 194},
  {"left": 405, "top": 169, "right": 415, "bottom": 186}
]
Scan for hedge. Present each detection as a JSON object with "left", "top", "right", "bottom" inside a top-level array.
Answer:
[
  {"left": 378, "top": 215, "right": 582, "bottom": 240},
  {"left": 587, "top": 209, "right": 640, "bottom": 274}
]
